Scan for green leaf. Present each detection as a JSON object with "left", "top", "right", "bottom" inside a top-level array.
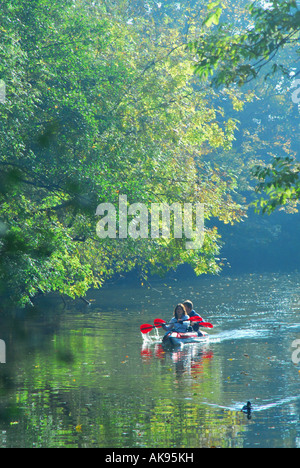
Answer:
[
  {"left": 203, "top": 8, "right": 222, "bottom": 28},
  {"left": 207, "top": 1, "right": 222, "bottom": 10}
]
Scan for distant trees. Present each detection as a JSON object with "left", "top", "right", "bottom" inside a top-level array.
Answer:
[{"left": 189, "top": 0, "right": 300, "bottom": 213}]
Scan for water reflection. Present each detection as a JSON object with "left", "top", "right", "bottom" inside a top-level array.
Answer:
[
  {"left": 141, "top": 340, "right": 214, "bottom": 379},
  {"left": 0, "top": 272, "right": 299, "bottom": 447}
]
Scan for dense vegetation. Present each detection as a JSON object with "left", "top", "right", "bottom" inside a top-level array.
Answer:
[{"left": 0, "top": 0, "right": 299, "bottom": 307}]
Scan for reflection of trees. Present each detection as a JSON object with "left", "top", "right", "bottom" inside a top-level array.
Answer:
[
  {"left": 0, "top": 305, "right": 248, "bottom": 448},
  {"left": 140, "top": 341, "right": 247, "bottom": 447}
]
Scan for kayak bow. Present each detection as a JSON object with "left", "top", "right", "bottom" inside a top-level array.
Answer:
[{"left": 162, "top": 330, "right": 209, "bottom": 347}]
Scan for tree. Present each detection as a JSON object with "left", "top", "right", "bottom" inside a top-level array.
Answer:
[
  {"left": 187, "top": 0, "right": 300, "bottom": 214},
  {"left": 189, "top": 0, "right": 300, "bottom": 87},
  {"left": 0, "top": 0, "right": 246, "bottom": 307}
]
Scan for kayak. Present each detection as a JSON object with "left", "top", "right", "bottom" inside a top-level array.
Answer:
[{"left": 162, "top": 330, "right": 209, "bottom": 348}]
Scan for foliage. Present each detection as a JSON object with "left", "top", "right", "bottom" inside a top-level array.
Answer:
[
  {"left": 189, "top": 0, "right": 300, "bottom": 87},
  {"left": 187, "top": 0, "right": 300, "bottom": 215},
  {"left": 0, "top": 0, "right": 246, "bottom": 307},
  {"left": 252, "top": 156, "right": 300, "bottom": 214}
]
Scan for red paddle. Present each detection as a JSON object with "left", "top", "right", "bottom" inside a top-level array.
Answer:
[
  {"left": 154, "top": 317, "right": 202, "bottom": 327},
  {"left": 154, "top": 317, "right": 213, "bottom": 329},
  {"left": 140, "top": 316, "right": 213, "bottom": 335},
  {"left": 140, "top": 324, "right": 157, "bottom": 334}
]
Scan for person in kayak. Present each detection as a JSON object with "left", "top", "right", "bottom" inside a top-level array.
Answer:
[
  {"left": 183, "top": 300, "right": 205, "bottom": 337},
  {"left": 162, "top": 303, "right": 190, "bottom": 334}
]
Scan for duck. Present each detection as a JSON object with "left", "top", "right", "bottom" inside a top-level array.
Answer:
[{"left": 241, "top": 401, "right": 252, "bottom": 419}]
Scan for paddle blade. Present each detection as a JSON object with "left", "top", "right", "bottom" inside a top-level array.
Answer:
[
  {"left": 140, "top": 324, "right": 154, "bottom": 334},
  {"left": 190, "top": 315, "right": 203, "bottom": 322},
  {"left": 154, "top": 318, "right": 167, "bottom": 328},
  {"left": 200, "top": 322, "right": 214, "bottom": 329}
]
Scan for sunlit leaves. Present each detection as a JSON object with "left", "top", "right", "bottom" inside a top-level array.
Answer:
[
  {"left": 0, "top": 0, "right": 247, "bottom": 306},
  {"left": 190, "top": 0, "right": 300, "bottom": 88},
  {"left": 203, "top": 8, "right": 223, "bottom": 28},
  {"left": 252, "top": 157, "right": 300, "bottom": 214}
]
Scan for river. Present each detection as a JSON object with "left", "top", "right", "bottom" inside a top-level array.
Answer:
[{"left": 0, "top": 272, "right": 299, "bottom": 448}]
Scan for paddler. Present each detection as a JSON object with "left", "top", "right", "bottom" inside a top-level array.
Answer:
[
  {"left": 183, "top": 300, "right": 205, "bottom": 337},
  {"left": 162, "top": 303, "right": 190, "bottom": 334}
]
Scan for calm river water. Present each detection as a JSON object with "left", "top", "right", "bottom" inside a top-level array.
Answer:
[{"left": 0, "top": 272, "right": 299, "bottom": 448}]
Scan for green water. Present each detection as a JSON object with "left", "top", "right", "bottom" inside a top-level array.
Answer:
[{"left": 0, "top": 272, "right": 299, "bottom": 448}]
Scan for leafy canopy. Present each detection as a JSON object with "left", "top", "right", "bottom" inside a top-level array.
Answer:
[
  {"left": 190, "top": 0, "right": 300, "bottom": 87},
  {"left": 0, "top": 0, "right": 245, "bottom": 307},
  {"left": 187, "top": 0, "right": 300, "bottom": 214}
]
